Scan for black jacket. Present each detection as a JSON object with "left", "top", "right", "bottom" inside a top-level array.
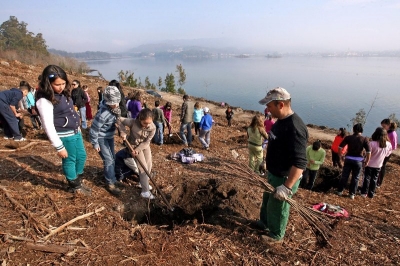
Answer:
[{"left": 71, "top": 87, "right": 88, "bottom": 108}]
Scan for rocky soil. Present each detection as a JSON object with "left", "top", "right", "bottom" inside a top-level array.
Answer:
[{"left": 0, "top": 59, "right": 399, "bottom": 265}]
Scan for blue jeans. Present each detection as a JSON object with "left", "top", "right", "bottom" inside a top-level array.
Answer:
[
  {"left": 337, "top": 158, "right": 363, "bottom": 195},
  {"left": 79, "top": 106, "right": 87, "bottom": 129},
  {"left": 180, "top": 122, "right": 192, "bottom": 145},
  {"left": 153, "top": 122, "right": 164, "bottom": 144},
  {"left": 98, "top": 138, "right": 116, "bottom": 185},
  {"left": 60, "top": 132, "right": 87, "bottom": 181},
  {"left": 198, "top": 129, "right": 211, "bottom": 148},
  {"left": 0, "top": 103, "right": 22, "bottom": 139}
]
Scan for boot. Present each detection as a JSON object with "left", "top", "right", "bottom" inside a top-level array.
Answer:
[
  {"left": 76, "top": 174, "right": 92, "bottom": 192},
  {"left": 67, "top": 178, "right": 91, "bottom": 196}
]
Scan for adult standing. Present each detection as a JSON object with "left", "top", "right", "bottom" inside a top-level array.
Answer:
[
  {"left": 377, "top": 119, "right": 397, "bottom": 187},
  {"left": 179, "top": 94, "right": 194, "bottom": 146},
  {"left": 71, "top": 80, "right": 88, "bottom": 129},
  {"left": 336, "top": 123, "right": 370, "bottom": 199},
  {"left": 257, "top": 87, "right": 308, "bottom": 245},
  {"left": 0, "top": 86, "right": 29, "bottom": 141}
]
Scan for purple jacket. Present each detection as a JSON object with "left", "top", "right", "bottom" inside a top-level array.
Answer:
[{"left": 128, "top": 100, "right": 142, "bottom": 119}]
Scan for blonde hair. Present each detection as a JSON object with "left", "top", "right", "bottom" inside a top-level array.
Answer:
[{"left": 249, "top": 115, "right": 264, "bottom": 133}]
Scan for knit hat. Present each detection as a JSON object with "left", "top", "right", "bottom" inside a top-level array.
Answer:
[
  {"left": 258, "top": 87, "right": 291, "bottom": 105},
  {"left": 104, "top": 86, "right": 121, "bottom": 105},
  {"left": 203, "top": 107, "right": 210, "bottom": 113}
]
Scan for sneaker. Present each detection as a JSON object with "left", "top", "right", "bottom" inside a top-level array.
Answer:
[
  {"left": 115, "top": 180, "right": 127, "bottom": 188},
  {"left": 3, "top": 136, "right": 14, "bottom": 140},
  {"left": 14, "top": 137, "right": 27, "bottom": 142},
  {"left": 349, "top": 194, "right": 355, "bottom": 200},
  {"left": 107, "top": 184, "right": 121, "bottom": 196},
  {"left": 335, "top": 191, "right": 343, "bottom": 196},
  {"left": 140, "top": 191, "right": 155, "bottom": 199},
  {"left": 360, "top": 194, "right": 367, "bottom": 198},
  {"left": 137, "top": 183, "right": 153, "bottom": 190},
  {"left": 261, "top": 235, "right": 283, "bottom": 245},
  {"left": 68, "top": 186, "right": 91, "bottom": 197}
]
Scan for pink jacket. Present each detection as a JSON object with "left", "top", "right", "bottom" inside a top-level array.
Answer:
[
  {"left": 367, "top": 141, "right": 392, "bottom": 168},
  {"left": 160, "top": 106, "right": 172, "bottom": 122}
]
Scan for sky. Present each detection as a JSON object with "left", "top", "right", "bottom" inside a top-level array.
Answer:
[{"left": 1, "top": 0, "right": 400, "bottom": 53}]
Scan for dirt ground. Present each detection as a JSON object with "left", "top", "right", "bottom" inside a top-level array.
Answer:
[{"left": 0, "top": 59, "right": 399, "bottom": 265}]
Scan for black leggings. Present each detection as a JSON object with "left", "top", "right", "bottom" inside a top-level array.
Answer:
[
  {"left": 377, "top": 154, "right": 391, "bottom": 186},
  {"left": 331, "top": 150, "right": 342, "bottom": 168}
]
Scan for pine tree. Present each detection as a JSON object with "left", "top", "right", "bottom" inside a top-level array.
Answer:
[{"left": 164, "top": 73, "right": 176, "bottom": 93}]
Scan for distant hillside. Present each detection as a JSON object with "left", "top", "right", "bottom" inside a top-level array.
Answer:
[{"left": 48, "top": 49, "right": 122, "bottom": 60}]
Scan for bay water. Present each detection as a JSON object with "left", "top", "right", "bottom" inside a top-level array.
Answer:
[{"left": 86, "top": 56, "right": 400, "bottom": 136}]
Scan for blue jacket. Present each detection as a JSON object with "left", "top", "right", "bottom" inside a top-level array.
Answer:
[
  {"left": 199, "top": 113, "right": 213, "bottom": 131},
  {"left": 26, "top": 91, "right": 36, "bottom": 108},
  {"left": 193, "top": 108, "right": 204, "bottom": 123},
  {"left": 0, "top": 88, "right": 23, "bottom": 106},
  {"left": 89, "top": 103, "right": 118, "bottom": 149}
]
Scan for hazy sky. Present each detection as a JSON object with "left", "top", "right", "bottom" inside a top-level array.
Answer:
[{"left": 1, "top": 0, "right": 399, "bottom": 53}]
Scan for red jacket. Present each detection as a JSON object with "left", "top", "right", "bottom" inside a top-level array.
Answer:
[{"left": 331, "top": 135, "right": 347, "bottom": 155}]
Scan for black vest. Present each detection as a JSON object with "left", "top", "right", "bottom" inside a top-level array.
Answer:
[{"left": 53, "top": 94, "right": 81, "bottom": 132}]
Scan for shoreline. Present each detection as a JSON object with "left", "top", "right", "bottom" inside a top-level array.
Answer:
[{"left": 152, "top": 88, "right": 400, "bottom": 156}]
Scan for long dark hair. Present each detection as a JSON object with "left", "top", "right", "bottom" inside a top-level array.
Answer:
[
  {"left": 338, "top": 127, "right": 346, "bottom": 138},
  {"left": 371, "top": 127, "right": 389, "bottom": 148},
  {"left": 36, "top": 65, "right": 71, "bottom": 104},
  {"left": 381, "top": 118, "right": 398, "bottom": 131}
]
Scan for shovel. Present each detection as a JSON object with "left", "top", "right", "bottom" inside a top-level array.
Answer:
[{"left": 124, "top": 139, "right": 175, "bottom": 211}]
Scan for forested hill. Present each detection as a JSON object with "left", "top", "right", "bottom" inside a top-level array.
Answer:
[{"left": 48, "top": 49, "right": 122, "bottom": 60}]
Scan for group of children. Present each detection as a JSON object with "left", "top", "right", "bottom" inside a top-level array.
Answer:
[
  {"left": 246, "top": 104, "right": 397, "bottom": 199},
  {"left": 29, "top": 65, "right": 156, "bottom": 199},
  {"left": 2, "top": 64, "right": 398, "bottom": 203},
  {"left": 333, "top": 120, "right": 397, "bottom": 199}
]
